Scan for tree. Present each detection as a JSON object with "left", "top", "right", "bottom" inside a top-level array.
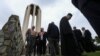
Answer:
[{"left": 95, "top": 36, "right": 100, "bottom": 43}]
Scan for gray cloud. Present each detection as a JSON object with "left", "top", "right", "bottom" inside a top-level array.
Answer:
[{"left": 35, "top": 0, "right": 57, "bottom": 6}]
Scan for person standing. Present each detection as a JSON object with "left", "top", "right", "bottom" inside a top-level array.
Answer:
[
  {"left": 82, "top": 27, "right": 95, "bottom": 52},
  {"left": 31, "top": 26, "right": 37, "bottom": 56},
  {"left": 25, "top": 29, "right": 32, "bottom": 56},
  {"left": 60, "top": 13, "right": 81, "bottom": 56},
  {"left": 73, "top": 26, "right": 84, "bottom": 55},
  {"left": 72, "top": 0, "right": 100, "bottom": 37},
  {"left": 37, "top": 28, "right": 47, "bottom": 56},
  {"left": 47, "top": 22, "right": 60, "bottom": 56}
]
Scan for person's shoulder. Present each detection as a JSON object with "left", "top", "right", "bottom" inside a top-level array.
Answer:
[
  {"left": 77, "top": 29, "right": 81, "bottom": 31},
  {"left": 33, "top": 31, "right": 36, "bottom": 32},
  {"left": 85, "top": 30, "right": 89, "bottom": 32},
  {"left": 60, "top": 17, "right": 68, "bottom": 23},
  {"left": 61, "top": 16, "right": 67, "bottom": 20}
]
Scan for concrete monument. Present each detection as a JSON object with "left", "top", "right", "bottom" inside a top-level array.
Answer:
[{"left": 22, "top": 4, "right": 41, "bottom": 42}]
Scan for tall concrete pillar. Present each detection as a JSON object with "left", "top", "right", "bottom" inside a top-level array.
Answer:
[
  {"left": 22, "top": 4, "right": 41, "bottom": 42},
  {"left": 22, "top": 6, "right": 31, "bottom": 42},
  {"left": 31, "top": 5, "right": 36, "bottom": 27},
  {"left": 36, "top": 8, "right": 41, "bottom": 32}
]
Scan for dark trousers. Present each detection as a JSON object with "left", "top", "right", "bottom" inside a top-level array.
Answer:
[
  {"left": 37, "top": 40, "right": 46, "bottom": 55},
  {"left": 33, "top": 44, "right": 36, "bottom": 56},
  {"left": 61, "top": 35, "right": 81, "bottom": 56},
  {"left": 25, "top": 44, "right": 33, "bottom": 56},
  {"left": 48, "top": 38, "right": 59, "bottom": 56}
]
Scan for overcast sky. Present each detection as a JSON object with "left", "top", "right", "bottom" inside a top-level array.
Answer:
[{"left": 0, "top": 0, "right": 97, "bottom": 38}]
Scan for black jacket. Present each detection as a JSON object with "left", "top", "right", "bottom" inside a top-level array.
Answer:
[
  {"left": 37, "top": 32, "right": 47, "bottom": 44},
  {"left": 84, "top": 30, "right": 92, "bottom": 41},
  {"left": 47, "top": 23, "right": 59, "bottom": 39},
  {"left": 72, "top": 0, "right": 100, "bottom": 37},
  {"left": 73, "top": 29, "right": 82, "bottom": 41},
  {"left": 60, "top": 17, "right": 80, "bottom": 55}
]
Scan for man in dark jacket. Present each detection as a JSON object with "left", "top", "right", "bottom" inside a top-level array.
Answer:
[
  {"left": 26, "top": 29, "right": 32, "bottom": 56},
  {"left": 72, "top": 0, "right": 100, "bottom": 37},
  {"left": 47, "top": 22, "right": 59, "bottom": 56},
  {"left": 82, "top": 27, "right": 96, "bottom": 52},
  {"left": 37, "top": 28, "right": 47, "bottom": 56},
  {"left": 73, "top": 27, "right": 84, "bottom": 55},
  {"left": 60, "top": 13, "right": 80, "bottom": 56}
]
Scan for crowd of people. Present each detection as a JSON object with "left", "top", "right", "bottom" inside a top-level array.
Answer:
[
  {"left": 25, "top": 26, "right": 47, "bottom": 56},
  {"left": 25, "top": 13, "right": 96, "bottom": 56},
  {"left": 25, "top": 22, "right": 60, "bottom": 56},
  {"left": 24, "top": 0, "right": 100, "bottom": 56},
  {"left": 60, "top": 13, "right": 96, "bottom": 56}
]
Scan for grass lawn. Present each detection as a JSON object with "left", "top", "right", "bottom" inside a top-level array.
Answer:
[{"left": 84, "top": 51, "right": 100, "bottom": 56}]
